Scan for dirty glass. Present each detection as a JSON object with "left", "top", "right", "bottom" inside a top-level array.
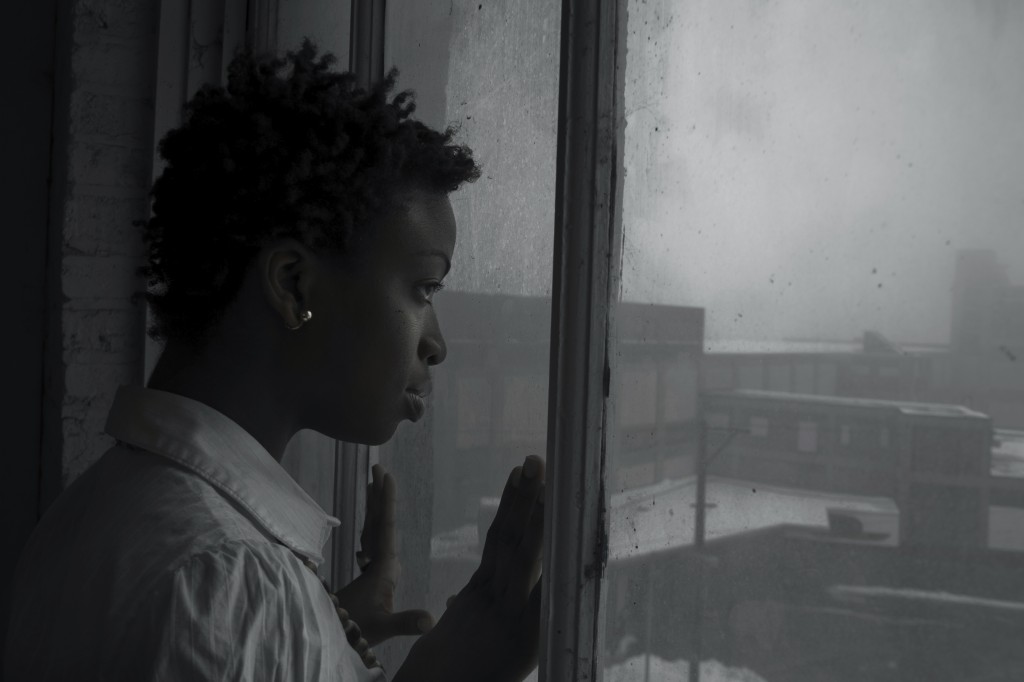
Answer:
[
  {"left": 372, "top": 0, "right": 560, "bottom": 673},
  {"left": 605, "top": 1, "right": 1024, "bottom": 681}
]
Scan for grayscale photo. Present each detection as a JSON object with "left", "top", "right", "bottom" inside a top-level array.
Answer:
[{"left": 3, "top": 1, "right": 1022, "bottom": 681}]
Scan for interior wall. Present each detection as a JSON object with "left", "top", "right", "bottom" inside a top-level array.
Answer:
[
  {"left": 2, "top": 0, "right": 159, "bottom": 659},
  {"left": 41, "top": 0, "right": 159, "bottom": 503}
]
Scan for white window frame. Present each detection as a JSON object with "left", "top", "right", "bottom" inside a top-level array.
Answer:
[{"left": 541, "top": 1, "right": 626, "bottom": 679}]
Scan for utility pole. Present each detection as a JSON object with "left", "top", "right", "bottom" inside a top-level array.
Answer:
[{"left": 690, "top": 420, "right": 748, "bottom": 682}]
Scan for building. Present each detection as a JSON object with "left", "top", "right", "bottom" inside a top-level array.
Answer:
[
  {"left": 604, "top": 518, "right": 1024, "bottom": 682},
  {"left": 701, "top": 389, "right": 997, "bottom": 548}
]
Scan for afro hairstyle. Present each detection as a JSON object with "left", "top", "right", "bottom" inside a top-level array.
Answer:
[{"left": 140, "top": 39, "right": 480, "bottom": 346}]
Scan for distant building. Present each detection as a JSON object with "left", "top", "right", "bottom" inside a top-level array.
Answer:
[
  {"left": 429, "top": 283, "right": 1024, "bottom": 535},
  {"left": 603, "top": 521, "right": 1024, "bottom": 681},
  {"left": 701, "top": 389, "right": 995, "bottom": 548},
  {"left": 950, "top": 249, "right": 1021, "bottom": 355},
  {"left": 422, "top": 287, "right": 1024, "bottom": 681}
]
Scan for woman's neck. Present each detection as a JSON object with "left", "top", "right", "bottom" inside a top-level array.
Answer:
[{"left": 147, "top": 339, "right": 296, "bottom": 461}]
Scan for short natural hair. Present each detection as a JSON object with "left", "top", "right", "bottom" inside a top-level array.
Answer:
[{"left": 141, "top": 40, "right": 479, "bottom": 345}]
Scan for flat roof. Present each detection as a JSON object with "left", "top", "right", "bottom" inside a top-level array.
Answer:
[
  {"left": 607, "top": 476, "right": 900, "bottom": 561},
  {"left": 432, "top": 475, "right": 1024, "bottom": 563},
  {"left": 702, "top": 388, "right": 990, "bottom": 419},
  {"left": 703, "top": 339, "right": 949, "bottom": 355}
]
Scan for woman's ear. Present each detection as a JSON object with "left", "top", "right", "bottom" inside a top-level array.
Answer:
[{"left": 260, "top": 239, "right": 316, "bottom": 329}]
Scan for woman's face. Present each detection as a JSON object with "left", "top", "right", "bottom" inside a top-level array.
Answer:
[{"left": 294, "top": 189, "right": 456, "bottom": 444}]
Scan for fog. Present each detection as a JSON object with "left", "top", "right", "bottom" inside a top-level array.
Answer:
[{"left": 621, "top": 0, "right": 1024, "bottom": 345}]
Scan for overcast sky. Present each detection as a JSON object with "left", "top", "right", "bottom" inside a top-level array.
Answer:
[{"left": 621, "top": 0, "right": 1024, "bottom": 345}]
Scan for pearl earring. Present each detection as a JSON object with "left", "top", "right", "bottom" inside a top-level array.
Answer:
[{"left": 286, "top": 309, "right": 313, "bottom": 330}]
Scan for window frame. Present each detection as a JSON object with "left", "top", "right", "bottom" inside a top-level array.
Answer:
[
  {"left": 540, "top": 0, "right": 626, "bottom": 679},
  {"left": 152, "top": 0, "right": 629, "bottom": 678}
]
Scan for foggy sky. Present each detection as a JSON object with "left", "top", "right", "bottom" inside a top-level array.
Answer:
[{"left": 621, "top": 0, "right": 1024, "bottom": 345}]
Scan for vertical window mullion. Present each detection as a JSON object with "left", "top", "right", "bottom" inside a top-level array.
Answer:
[
  {"left": 246, "top": 0, "right": 279, "bottom": 53},
  {"left": 331, "top": 441, "right": 370, "bottom": 586},
  {"left": 322, "top": 0, "right": 384, "bottom": 590},
  {"left": 542, "top": 0, "right": 626, "bottom": 680}
]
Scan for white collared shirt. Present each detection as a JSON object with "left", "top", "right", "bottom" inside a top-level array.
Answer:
[{"left": 5, "top": 385, "right": 387, "bottom": 681}]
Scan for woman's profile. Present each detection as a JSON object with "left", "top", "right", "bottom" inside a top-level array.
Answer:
[{"left": 5, "top": 41, "right": 545, "bottom": 682}]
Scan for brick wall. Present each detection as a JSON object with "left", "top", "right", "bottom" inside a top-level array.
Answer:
[{"left": 44, "top": 0, "right": 160, "bottom": 496}]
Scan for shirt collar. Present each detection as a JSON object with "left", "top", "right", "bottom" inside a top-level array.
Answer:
[{"left": 105, "top": 385, "right": 340, "bottom": 565}]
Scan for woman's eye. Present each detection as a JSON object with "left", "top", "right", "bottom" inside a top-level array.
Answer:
[{"left": 418, "top": 281, "right": 446, "bottom": 302}]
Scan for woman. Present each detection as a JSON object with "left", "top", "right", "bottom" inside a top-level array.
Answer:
[{"left": 6, "top": 41, "right": 545, "bottom": 681}]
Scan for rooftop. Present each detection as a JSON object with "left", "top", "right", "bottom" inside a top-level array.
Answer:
[
  {"left": 704, "top": 338, "right": 949, "bottom": 355},
  {"left": 607, "top": 476, "right": 900, "bottom": 561},
  {"left": 703, "top": 388, "right": 990, "bottom": 419},
  {"left": 433, "top": 474, "right": 1024, "bottom": 563}
]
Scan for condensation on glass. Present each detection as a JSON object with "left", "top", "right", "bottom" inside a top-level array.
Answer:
[{"left": 606, "top": 1, "right": 1024, "bottom": 681}]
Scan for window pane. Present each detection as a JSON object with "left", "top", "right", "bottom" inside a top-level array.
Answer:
[
  {"left": 374, "top": 1, "right": 560, "bottom": 673},
  {"left": 607, "top": 2, "right": 1024, "bottom": 681}
]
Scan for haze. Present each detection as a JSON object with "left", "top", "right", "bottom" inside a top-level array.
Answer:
[{"left": 622, "top": 0, "right": 1024, "bottom": 345}]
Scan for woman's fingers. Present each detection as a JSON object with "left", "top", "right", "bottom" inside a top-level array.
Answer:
[
  {"left": 368, "top": 464, "right": 384, "bottom": 519},
  {"left": 490, "top": 456, "right": 545, "bottom": 600},
  {"left": 364, "top": 465, "right": 384, "bottom": 533},
  {"left": 379, "top": 469, "right": 398, "bottom": 561},
  {"left": 360, "top": 465, "right": 397, "bottom": 569},
  {"left": 509, "top": 483, "right": 545, "bottom": 607},
  {"left": 473, "top": 465, "right": 522, "bottom": 587},
  {"left": 497, "top": 480, "right": 544, "bottom": 612}
]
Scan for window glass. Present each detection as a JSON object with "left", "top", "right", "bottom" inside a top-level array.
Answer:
[
  {"left": 273, "top": 0, "right": 355, "bottom": 600},
  {"left": 607, "top": 1, "right": 1024, "bottom": 680},
  {"left": 796, "top": 421, "right": 818, "bottom": 453},
  {"left": 749, "top": 417, "right": 768, "bottom": 438},
  {"left": 374, "top": 1, "right": 560, "bottom": 673}
]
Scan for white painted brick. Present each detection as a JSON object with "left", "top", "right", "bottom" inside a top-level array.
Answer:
[
  {"left": 71, "top": 40, "right": 157, "bottom": 92},
  {"left": 64, "top": 362, "right": 123, "bottom": 400},
  {"left": 68, "top": 140, "right": 150, "bottom": 189},
  {"left": 62, "top": 254, "right": 143, "bottom": 301},
  {"left": 63, "top": 308, "right": 145, "bottom": 365},
  {"left": 71, "top": 89, "right": 154, "bottom": 144},
  {"left": 73, "top": 0, "right": 159, "bottom": 44},
  {"left": 64, "top": 193, "right": 148, "bottom": 256},
  {"left": 56, "top": 0, "right": 161, "bottom": 487}
]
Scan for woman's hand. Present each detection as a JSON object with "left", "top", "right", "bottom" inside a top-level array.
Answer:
[
  {"left": 394, "top": 455, "right": 545, "bottom": 682},
  {"left": 333, "top": 464, "right": 434, "bottom": 647}
]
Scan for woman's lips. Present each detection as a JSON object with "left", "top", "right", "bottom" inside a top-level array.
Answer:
[{"left": 405, "top": 391, "right": 427, "bottom": 421}]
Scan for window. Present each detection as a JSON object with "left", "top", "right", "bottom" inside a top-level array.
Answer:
[
  {"left": 608, "top": 1, "right": 1024, "bottom": 680},
  {"left": 663, "top": 361, "right": 698, "bottom": 424},
  {"left": 749, "top": 416, "right": 769, "bottom": 438},
  {"left": 365, "top": 0, "right": 560, "bottom": 672},
  {"left": 224, "top": 1, "right": 1024, "bottom": 680},
  {"left": 879, "top": 426, "right": 891, "bottom": 449},
  {"left": 706, "top": 412, "right": 730, "bottom": 430},
  {"left": 796, "top": 421, "right": 818, "bottom": 453}
]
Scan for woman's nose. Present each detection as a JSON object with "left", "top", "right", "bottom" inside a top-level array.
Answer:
[{"left": 421, "top": 311, "right": 447, "bottom": 366}]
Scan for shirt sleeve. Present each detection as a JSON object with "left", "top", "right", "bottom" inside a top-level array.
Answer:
[{"left": 103, "top": 540, "right": 387, "bottom": 682}]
